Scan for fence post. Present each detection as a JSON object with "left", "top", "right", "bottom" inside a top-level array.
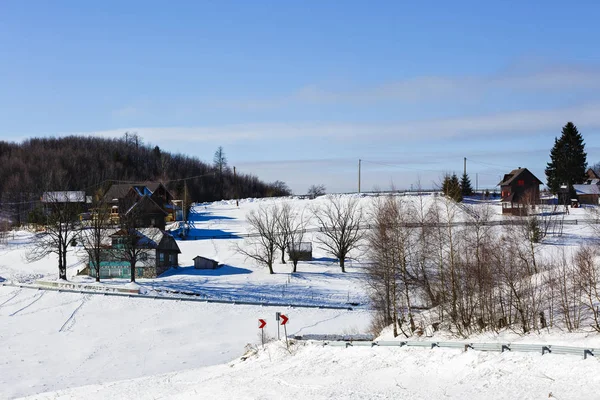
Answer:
[
  {"left": 502, "top": 344, "right": 511, "bottom": 353},
  {"left": 584, "top": 349, "right": 594, "bottom": 360},
  {"left": 542, "top": 346, "right": 551, "bottom": 355}
]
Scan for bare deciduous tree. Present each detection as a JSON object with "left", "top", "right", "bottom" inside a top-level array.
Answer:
[
  {"left": 275, "top": 203, "right": 292, "bottom": 264},
  {"left": 366, "top": 195, "right": 416, "bottom": 337},
  {"left": 79, "top": 189, "right": 112, "bottom": 282},
  {"left": 237, "top": 205, "right": 279, "bottom": 274},
  {"left": 574, "top": 246, "right": 600, "bottom": 332},
  {"left": 278, "top": 204, "right": 310, "bottom": 273},
  {"left": 307, "top": 184, "right": 326, "bottom": 199},
  {"left": 27, "top": 191, "right": 81, "bottom": 280},
  {"left": 313, "top": 196, "right": 365, "bottom": 273},
  {"left": 113, "top": 197, "right": 161, "bottom": 282}
]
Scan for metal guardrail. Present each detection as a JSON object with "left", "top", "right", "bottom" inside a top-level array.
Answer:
[
  {"left": 0, "top": 282, "right": 355, "bottom": 310},
  {"left": 317, "top": 339, "right": 596, "bottom": 359}
]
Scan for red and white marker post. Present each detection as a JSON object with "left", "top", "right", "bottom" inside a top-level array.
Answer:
[
  {"left": 280, "top": 314, "right": 289, "bottom": 350},
  {"left": 258, "top": 319, "right": 267, "bottom": 348}
]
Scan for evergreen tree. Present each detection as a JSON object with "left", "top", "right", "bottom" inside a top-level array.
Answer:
[
  {"left": 545, "top": 122, "right": 587, "bottom": 197},
  {"left": 460, "top": 172, "right": 474, "bottom": 196},
  {"left": 442, "top": 173, "right": 463, "bottom": 202}
]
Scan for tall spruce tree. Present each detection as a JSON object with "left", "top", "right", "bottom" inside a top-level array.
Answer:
[
  {"left": 442, "top": 173, "right": 463, "bottom": 202},
  {"left": 460, "top": 172, "right": 474, "bottom": 196},
  {"left": 545, "top": 122, "right": 587, "bottom": 197}
]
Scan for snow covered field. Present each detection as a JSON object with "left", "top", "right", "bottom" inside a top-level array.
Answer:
[{"left": 1, "top": 194, "right": 600, "bottom": 399}]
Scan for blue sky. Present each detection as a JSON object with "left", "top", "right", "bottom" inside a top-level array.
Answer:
[{"left": 2, "top": 1, "right": 600, "bottom": 193}]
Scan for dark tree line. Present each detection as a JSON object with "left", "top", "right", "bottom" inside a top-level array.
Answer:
[{"left": 0, "top": 135, "right": 290, "bottom": 224}]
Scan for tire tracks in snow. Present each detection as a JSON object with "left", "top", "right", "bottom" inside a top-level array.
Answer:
[
  {"left": 0, "top": 288, "right": 22, "bottom": 308},
  {"left": 9, "top": 291, "right": 46, "bottom": 316},
  {"left": 59, "top": 294, "right": 91, "bottom": 333}
]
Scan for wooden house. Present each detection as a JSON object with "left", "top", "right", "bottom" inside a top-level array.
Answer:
[
  {"left": 193, "top": 256, "right": 220, "bottom": 270},
  {"left": 498, "top": 168, "right": 542, "bottom": 216},
  {"left": 573, "top": 168, "right": 600, "bottom": 205},
  {"left": 102, "top": 182, "right": 179, "bottom": 227},
  {"left": 88, "top": 228, "right": 181, "bottom": 279}
]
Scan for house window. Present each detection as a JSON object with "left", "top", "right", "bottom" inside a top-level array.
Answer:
[
  {"left": 159, "top": 252, "right": 164, "bottom": 263},
  {"left": 517, "top": 180, "right": 525, "bottom": 186}
]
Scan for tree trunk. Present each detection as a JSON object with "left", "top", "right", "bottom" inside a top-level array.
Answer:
[
  {"left": 95, "top": 256, "right": 101, "bottom": 282},
  {"left": 267, "top": 262, "right": 274, "bottom": 274},
  {"left": 59, "top": 244, "right": 67, "bottom": 280},
  {"left": 292, "top": 260, "right": 297, "bottom": 273},
  {"left": 340, "top": 257, "right": 346, "bottom": 273},
  {"left": 130, "top": 260, "right": 136, "bottom": 282},
  {"left": 280, "top": 249, "right": 286, "bottom": 264}
]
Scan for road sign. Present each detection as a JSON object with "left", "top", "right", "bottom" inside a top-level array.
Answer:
[
  {"left": 258, "top": 319, "right": 266, "bottom": 329},
  {"left": 280, "top": 314, "right": 289, "bottom": 325}
]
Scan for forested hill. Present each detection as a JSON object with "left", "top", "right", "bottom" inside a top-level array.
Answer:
[{"left": 0, "top": 135, "right": 290, "bottom": 205}]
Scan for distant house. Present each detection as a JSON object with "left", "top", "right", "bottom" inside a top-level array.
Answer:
[
  {"left": 41, "top": 191, "right": 87, "bottom": 204},
  {"left": 498, "top": 168, "right": 543, "bottom": 215},
  {"left": 193, "top": 256, "right": 220, "bottom": 270},
  {"left": 102, "top": 182, "right": 180, "bottom": 228},
  {"left": 41, "top": 191, "right": 91, "bottom": 219},
  {"left": 574, "top": 168, "right": 600, "bottom": 205},
  {"left": 88, "top": 228, "right": 181, "bottom": 279}
]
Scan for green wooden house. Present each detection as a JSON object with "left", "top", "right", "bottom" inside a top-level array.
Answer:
[{"left": 89, "top": 228, "right": 181, "bottom": 279}]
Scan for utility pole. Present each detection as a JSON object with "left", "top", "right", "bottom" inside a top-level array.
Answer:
[
  {"left": 358, "top": 159, "right": 361, "bottom": 193},
  {"left": 464, "top": 157, "right": 467, "bottom": 176},
  {"left": 476, "top": 173, "right": 479, "bottom": 193},
  {"left": 234, "top": 166, "right": 238, "bottom": 207}
]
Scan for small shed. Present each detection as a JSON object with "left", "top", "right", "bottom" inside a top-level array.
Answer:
[
  {"left": 193, "top": 256, "right": 219, "bottom": 270},
  {"left": 288, "top": 242, "right": 313, "bottom": 261}
]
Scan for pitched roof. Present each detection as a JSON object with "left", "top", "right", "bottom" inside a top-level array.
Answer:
[
  {"left": 124, "top": 195, "right": 168, "bottom": 216},
  {"left": 574, "top": 183, "right": 600, "bottom": 195},
  {"left": 110, "top": 227, "right": 180, "bottom": 253},
  {"left": 586, "top": 168, "right": 600, "bottom": 180},
  {"left": 497, "top": 168, "right": 543, "bottom": 186},
  {"left": 104, "top": 182, "right": 166, "bottom": 202}
]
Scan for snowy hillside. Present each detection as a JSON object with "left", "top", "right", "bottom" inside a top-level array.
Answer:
[
  {"left": 1, "top": 193, "right": 600, "bottom": 399},
  {"left": 24, "top": 338, "right": 600, "bottom": 400}
]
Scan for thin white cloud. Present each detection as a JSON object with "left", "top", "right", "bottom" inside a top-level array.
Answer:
[
  {"left": 82, "top": 102, "right": 600, "bottom": 144},
  {"left": 203, "top": 64, "right": 600, "bottom": 110}
]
